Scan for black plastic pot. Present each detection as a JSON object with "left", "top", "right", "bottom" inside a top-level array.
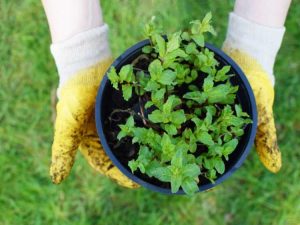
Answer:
[{"left": 95, "top": 39, "right": 257, "bottom": 194}]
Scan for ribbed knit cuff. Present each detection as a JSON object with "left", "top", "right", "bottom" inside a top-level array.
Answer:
[
  {"left": 223, "top": 13, "right": 285, "bottom": 85},
  {"left": 50, "top": 24, "right": 111, "bottom": 88}
]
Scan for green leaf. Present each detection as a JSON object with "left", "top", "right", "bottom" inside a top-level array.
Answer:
[
  {"left": 151, "top": 88, "right": 165, "bottom": 107},
  {"left": 163, "top": 124, "right": 177, "bottom": 135},
  {"left": 203, "top": 75, "right": 214, "bottom": 92},
  {"left": 176, "top": 140, "right": 189, "bottom": 153},
  {"left": 161, "top": 134, "right": 176, "bottom": 162},
  {"left": 185, "top": 42, "right": 198, "bottom": 54},
  {"left": 117, "top": 130, "right": 127, "bottom": 140},
  {"left": 118, "top": 116, "right": 134, "bottom": 140},
  {"left": 163, "top": 95, "right": 181, "bottom": 114},
  {"left": 223, "top": 138, "right": 238, "bottom": 156},
  {"left": 183, "top": 164, "right": 201, "bottom": 178},
  {"left": 146, "top": 160, "right": 161, "bottom": 176},
  {"left": 206, "top": 84, "right": 238, "bottom": 104},
  {"left": 107, "top": 67, "right": 119, "bottom": 89},
  {"left": 189, "top": 135, "right": 198, "bottom": 153},
  {"left": 182, "top": 177, "right": 199, "bottom": 195},
  {"left": 203, "top": 157, "right": 214, "bottom": 170},
  {"left": 235, "top": 104, "right": 250, "bottom": 118},
  {"left": 136, "top": 146, "right": 153, "bottom": 172},
  {"left": 183, "top": 91, "right": 207, "bottom": 104},
  {"left": 154, "top": 34, "right": 166, "bottom": 57},
  {"left": 191, "top": 69, "right": 198, "bottom": 80},
  {"left": 139, "top": 145, "right": 152, "bottom": 158},
  {"left": 208, "top": 145, "right": 223, "bottom": 157},
  {"left": 175, "top": 64, "right": 188, "bottom": 79},
  {"left": 206, "top": 169, "right": 217, "bottom": 182},
  {"left": 148, "top": 109, "right": 165, "bottom": 123},
  {"left": 119, "top": 65, "right": 134, "bottom": 82},
  {"left": 191, "top": 117, "right": 203, "bottom": 129},
  {"left": 201, "top": 12, "right": 216, "bottom": 35},
  {"left": 190, "top": 20, "right": 201, "bottom": 34},
  {"left": 181, "top": 31, "right": 191, "bottom": 41},
  {"left": 186, "top": 154, "right": 197, "bottom": 164},
  {"left": 183, "top": 129, "right": 197, "bottom": 147},
  {"left": 215, "top": 65, "right": 231, "bottom": 82},
  {"left": 231, "top": 127, "right": 244, "bottom": 137},
  {"left": 183, "top": 128, "right": 193, "bottom": 138},
  {"left": 143, "top": 16, "right": 159, "bottom": 38},
  {"left": 194, "top": 108, "right": 202, "bottom": 116},
  {"left": 128, "top": 160, "right": 139, "bottom": 172},
  {"left": 191, "top": 33, "right": 204, "bottom": 47},
  {"left": 206, "top": 105, "right": 216, "bottom": 116},
  {"left": 204, "top": 106, "right": 215, "bottom": 126},
  {"left": 197, "top": 131, "right": 214, "bottom": 146},
  {"left": 151, "top": 167, "right": 172, "bottom": 182},
  {"left": 126, "top": 116, "right": 134, "bottom": 127},
  {"left": 202, "top": 12, "right": 212, "bottom": 24},
  {"left": 188, "top": 84, "right": 199, "bottom": 92},
  {"left": 171, "top": 175, "right": 182, "bottom": 193},
  {"left": 171, "top": 149, "right": 183, "bottom": 168},
  {"left": 158, "top": 69, "right": 176, "bottom": 85},
  {"left": 170, "top": 110, "right": 186, "bottom": 126},
  {"left": 144, "top": 80, "right": 160, "bottom": 91},
  {"left": 122, "top": 84, "right": 132, "bottom": 101},
  {"left": 131, "top": 127, "right": 149, "bottom": 144},
  {"left": 214, "top": 157, "right": 225, "bottom": 174},
  {"left": 223, "top": 133, "right": 233, "bottom": 142},
  {"left": 142, "top": 45, "right": 152, "bottom": 54},
  {"left": 165, "top": 49, "right": 188, "bottom": 61},
  {"left": 144, "top": 101, "right": 154, "bottom": 109},
  {"left": 148, "top": 59, "right": 163, "bottom": 80},
  {"left": 167, "top": 31, "right": 181, "bottom": 53},
  {"left": 186, "top": 100, "right": 194, "bottom": 108}
]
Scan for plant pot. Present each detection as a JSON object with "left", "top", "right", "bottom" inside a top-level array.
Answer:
[{"left": 95, "top": 39, "right": 257, "bottom": 194}]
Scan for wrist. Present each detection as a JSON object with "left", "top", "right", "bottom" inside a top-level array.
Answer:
[
  {"left": 42, "top": 0, "right": 103, "bottom": 43},
  {"left": 50, "top": 24, "right": 112, "bottom": 95},
  {"left": 223, "top": 12, "right": 285, "bottom": 85}
]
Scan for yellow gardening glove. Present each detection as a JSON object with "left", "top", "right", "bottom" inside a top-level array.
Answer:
[
  {"left": 222, "top": 47, "right": 281, "bottom": 173},
  {"left": 222, "top": 13, "right": 285, "bottom": 173},
  {"left": 50, "top": 58, "right": 139, "bottom": 188},
  {"left": 47, "top": 23, "right": 140, "bottom": 189}
]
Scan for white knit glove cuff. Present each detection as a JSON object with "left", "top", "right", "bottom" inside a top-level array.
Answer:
[
  {"left": 50, "top": 24, "right": 111, "bottom": 89},
  {"left": 223, "top": 13, "right": 285, "bottom": 85}
]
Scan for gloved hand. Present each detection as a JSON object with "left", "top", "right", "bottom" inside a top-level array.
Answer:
[
  {"left": 49, "top": 25, "right": 139, "bottom": 188},
  {"left": 222, "top": 13, "right": 285, "bottom": 172}
]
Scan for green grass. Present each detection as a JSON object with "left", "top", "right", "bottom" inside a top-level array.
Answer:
[{"left": 0, "top": 0, "right": 300, "bottom": 224}]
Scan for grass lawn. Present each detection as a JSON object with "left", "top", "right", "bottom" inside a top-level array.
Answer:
[{"left": 0, "top": 0, "right": 300, "bottom": 224}]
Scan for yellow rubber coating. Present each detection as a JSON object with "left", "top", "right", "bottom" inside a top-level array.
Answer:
[
  {"left": 50, "top": 57, "right": 139, "bottom": 187},
  {"left": 223, "top": 46, "right": 281, "bottom": 173}
]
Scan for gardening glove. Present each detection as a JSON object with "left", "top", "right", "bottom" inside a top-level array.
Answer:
[
  {"left": 49, "top": 24, "right": 139, "bottom": 188},
  {"left": 222, "top": 13, "right": 285, "bottom": 173}
]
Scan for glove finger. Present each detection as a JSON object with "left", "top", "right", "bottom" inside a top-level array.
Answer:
[
  {"left": 50, "top": 85, "right": 96, "bottom": 184},
  {"left": 79, "top": 114, "right": 140, "bottom": 189},
  {"left": 255, "top": 96, "right": 281, "bottom": 173},
  {"left": 247, "top": 72, "right": 281, "bottom": 173},
  {"left": 222, "top": 47, "right": 282, "bottom": 172},
  {"left": 50, "top": 59, "right": 113, "bottom": 184}
]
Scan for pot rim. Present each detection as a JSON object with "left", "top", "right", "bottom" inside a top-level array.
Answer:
[{"left": 95, "top": 39, "right": 257, "bottom": 194}]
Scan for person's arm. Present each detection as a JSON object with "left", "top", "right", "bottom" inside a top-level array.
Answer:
[
  {"left": 222, "top": 0, "right": 291, "bottom": 173},
  {"left": 42, "top": 0, "right": 103, "bottom": 43},
  {"left": 234, "top": 0, "right": 291, "bottom": 28},
  {"left": 224, "top": 0, "right": 292, "bottom": 85}
]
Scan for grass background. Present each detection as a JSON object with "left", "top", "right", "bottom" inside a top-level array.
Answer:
[{"left": 0, "top": 0, "right": 300, "bottom": 224}]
